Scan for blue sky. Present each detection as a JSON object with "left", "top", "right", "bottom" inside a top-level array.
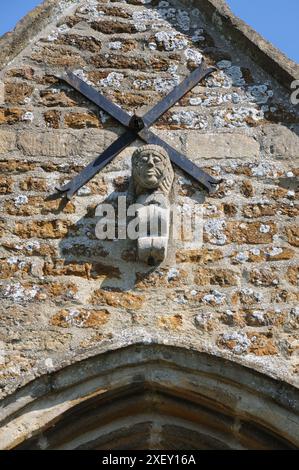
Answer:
[
  {"left": 0, "top": 1, "right": 42, "bottom": 36},
  {"left": 227, "top": 0, "right": 298, "bottom": 62},
  {"left": 0, "top": 0, "right": 298, "bottom": 62}
]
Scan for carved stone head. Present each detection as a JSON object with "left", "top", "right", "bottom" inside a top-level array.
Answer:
[{"left": 132, "top": 145, "right": 174, "bottom": 196}]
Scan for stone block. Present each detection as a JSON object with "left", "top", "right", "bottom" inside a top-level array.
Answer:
[
  {"left": 260, "top": 124, "right": 299, "bottom": 160},
  {"left": 0, "top": 130, "right": 16, "bottom": 153},
  {"left": 186, "top": 132, "right": 260, "bottom": 160},
  {"left": 17, "top": 131, "right": 79, "bottom": 157}
]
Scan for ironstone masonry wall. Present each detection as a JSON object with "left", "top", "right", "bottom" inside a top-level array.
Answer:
[{"left": 0, "top": 0, "right": 298, "bottom": 399}]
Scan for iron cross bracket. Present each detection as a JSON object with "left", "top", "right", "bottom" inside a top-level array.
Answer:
[{"left": 56, "top": 61, "right": 221, "bottom": 199}]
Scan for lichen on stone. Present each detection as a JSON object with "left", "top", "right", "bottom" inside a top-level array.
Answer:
[
  {"left": 260, "top": 224, "right": 271, "bottom": 234},
  {"left": 132, "top": 9, "right": 158, "bottom": 31},
  {"left": 247, "top": 84, "right": 274, "bottom": 104},
  {"left": 154, "top": 75, "right": 180, "bottom": 93},
  {"left": 192, "top": 29, "right": 205, "bottom": 43},
  {"left": 176, "top": 9, "right": 190, "bottom": 31},
  {"left": 189, "top": 97, "right": 202, "bottom": 106},
  {"left": 184, "top": 48, "right": 202, "bottom": 65},
  {"left": 221, "top": 332, "right": 251, "bottom": 355},
  {"left": 208, "top": 64, "right": 246, "bottom": 88},
  {"left": 250, "top": 162, "right": 278, "bottom": 177},
  {"left": 235, "top": 252, "right": 249, "bottom": 263},
  {"left": 204, "top": 219, "right": 227, "bottom": 245},
  {"left": 154, "top": 31, "right": 188, "bottom": 51},
  {"left": 213, "top": 106, "right": 264, "bottom": 128},
  {"left": 108, "top": 41, "right": 123, "bottom": 50},
  {"left": 217, "top": 60, "right": 232, "bottom": 70},
  {"left": 73, "top": 69, "right": 94, "bottom": 86},
  {"left": 203, "top": 290, "right": 226, "bottom": 305},
  {"left": 3, "top": 282, "right": 39, "bottom": 303},
  {"left": 14, "top": 195, "right": 28, "bottom": 206},
  {"left": 22, "top": 112, "right": 34, "bottom": 122},
  {"left": 170, "top": 110, "right": 207, "bottom": 129},
  {"left": 100, "top": 72, "right": 124, "bottom": 89},
  {"left": 78, "top": 0, "right": 102, "bottom": 20}
]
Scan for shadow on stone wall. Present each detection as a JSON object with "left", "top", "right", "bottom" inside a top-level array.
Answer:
[{"left": 48, "top": 172, "right": 206, "bottom": 292}]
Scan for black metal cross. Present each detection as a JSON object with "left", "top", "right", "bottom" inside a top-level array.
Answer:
[{"left": 56, "top": 61, "right": 220, "bottom": 199}]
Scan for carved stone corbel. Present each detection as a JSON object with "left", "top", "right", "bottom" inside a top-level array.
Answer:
[{"left": 131, "top": 145, "right": 174, "bottom": 265}]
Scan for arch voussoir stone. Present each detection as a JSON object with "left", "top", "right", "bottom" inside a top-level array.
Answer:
[{"left": 0, "top": 345, "right": 298, "bottom": 450}]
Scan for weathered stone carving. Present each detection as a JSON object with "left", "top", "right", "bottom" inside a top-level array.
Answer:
[{"left": 131, "top": 145, "right": 174, "bottom": 265}]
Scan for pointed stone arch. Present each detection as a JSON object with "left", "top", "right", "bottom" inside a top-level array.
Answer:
[{"left": 0, "top": 345, "right": 298, "bottom": 450}]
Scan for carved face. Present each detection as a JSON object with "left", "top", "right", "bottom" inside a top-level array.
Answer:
[
  {"left": 135, "top": 150, "right": 165, "bottom": 189},
  {"left": 132, "top": 146, "right": 174, "bottom": 195}
]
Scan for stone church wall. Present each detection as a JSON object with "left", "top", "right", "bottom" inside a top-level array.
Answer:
[{"left": 0, "top": 0, "right": 298, "bottom": 402}]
